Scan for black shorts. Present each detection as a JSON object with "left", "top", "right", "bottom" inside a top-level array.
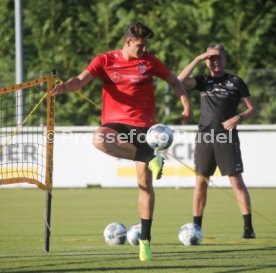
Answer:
[
  {"left": 194, "top": 130, "right": 243, "bottom": 176},
  {"left": 101, "top": 123, "right": 154, "bottom": 163}
]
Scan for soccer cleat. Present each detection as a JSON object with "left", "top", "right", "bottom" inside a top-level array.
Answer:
[
  {"left": 242, "top": 227, "right": 256, "bottom": 239},
  {"left": 148, "top": 155, "right": 164, "bottom": 180},
  {"left": 139, "top": 239, "right": 152, "bottom": 262}
]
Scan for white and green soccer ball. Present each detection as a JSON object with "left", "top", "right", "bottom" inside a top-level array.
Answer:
[
  {"left": 127, "top": 223, "right": 141, "bottom": 246},
  {"left": 103, "top": 223, "right": 127, "bottom": 246},
  {"left": 178, "top": 223, "right": 203, "bottom": 246},
  {"left": 146, "top": 124, "right": 174, "bottom": 151}
]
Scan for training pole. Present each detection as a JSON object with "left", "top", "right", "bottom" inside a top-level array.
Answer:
[
  {"left": 15, "top": 0, "right": 24, "bottom": 125},
  {"left": 44, "top": 70, "right": 56, "bottom": 252}
]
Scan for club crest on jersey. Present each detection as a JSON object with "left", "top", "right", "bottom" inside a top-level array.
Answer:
[
  {"left": 137, "top": 63, "right": 147, "bottom": 73},
  {"left": 110, "top": 72, "right": 121, "bottom": 82},
  {"left": 226, "top": 81, "right": 234, "bottom": 88}
]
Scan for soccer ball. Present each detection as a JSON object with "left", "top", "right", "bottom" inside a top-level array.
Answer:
[
  {"left": 127, "top": 223, "right": 141, "bottom": 246},
  {"left": 178, "top": 223, "right": 203, "bottom": 246},
  {"left": 103, "top": 223, "right": 127, "bottom": 246},
  {"left": 146, "top": 124, "right": 174, "bottom": 151}
]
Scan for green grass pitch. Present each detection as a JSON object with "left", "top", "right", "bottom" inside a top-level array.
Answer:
[{"left": 0, "top": 188, "right": 276, "bottom": 273}]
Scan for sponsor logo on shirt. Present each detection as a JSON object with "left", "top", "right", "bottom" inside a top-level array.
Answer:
[{"left": 206, "top": 82, "right": 235, "bottom": 96}]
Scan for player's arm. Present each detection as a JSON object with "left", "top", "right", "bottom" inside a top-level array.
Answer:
[
  {"left": 177, "top": 52, "right": 214, "bottom": 90},
  {"left": 51, "top": 70, "right": 94, "bottom": 96},
  {"left": 165, "top": 73, "right": 193, "bottom": 122},
  {"left": 222, "top": 96, "right": 257, "bottom": 130}
]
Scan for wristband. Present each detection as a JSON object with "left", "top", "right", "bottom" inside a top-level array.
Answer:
[{"left": 238, "top": 115, "right": 244, "bottom": 123}]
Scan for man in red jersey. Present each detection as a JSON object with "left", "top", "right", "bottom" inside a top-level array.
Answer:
[{"left": 52, "top": 22, "right": 192, "bottom": 261}]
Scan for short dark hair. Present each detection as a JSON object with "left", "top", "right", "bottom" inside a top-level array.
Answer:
[
  {"left": 207, "top": 44, "right": 227, "bottom": 57},
  {"left": 124, "top": 22, "right": 154, "bottom": 40}
]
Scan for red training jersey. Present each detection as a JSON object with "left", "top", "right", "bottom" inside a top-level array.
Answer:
[{"left": 86, "top": 49, "right": 171, "bottom": 127}]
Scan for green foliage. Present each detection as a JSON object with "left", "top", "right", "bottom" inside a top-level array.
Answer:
[
  {"left": 0, "top": 0, "right": 15, "bottom": 86},
  {"left": 0, "top": 0, "right": 275, "bottom": 125}
]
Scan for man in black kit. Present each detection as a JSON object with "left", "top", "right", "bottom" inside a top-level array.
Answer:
[{"left": 178, "top": 44, "right": 256, "bottom": 239}]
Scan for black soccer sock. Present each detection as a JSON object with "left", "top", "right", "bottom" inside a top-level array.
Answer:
[
  {"left": 243, "top": 214, "right": 253, "bottom": 230},
  {"left": 140, "top": 218, "right": 152, "bottom": 241},
  {"left": 193, "top": 216, "right": 203, "bottom": 228}
]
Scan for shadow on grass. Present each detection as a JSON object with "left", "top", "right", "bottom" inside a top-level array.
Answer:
[
  {"left": 3, "top": 264, "right": 276, "bottom": 273},
  {"left": 1, "top": 246, "right": 276, "bottom": 273},
  {"left": 155, "top": 245, "right": 276, "bottom": 256}
]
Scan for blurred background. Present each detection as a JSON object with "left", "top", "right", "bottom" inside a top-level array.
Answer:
[{"left": 0, "top": 0, "right": 275, "bottom": 126}]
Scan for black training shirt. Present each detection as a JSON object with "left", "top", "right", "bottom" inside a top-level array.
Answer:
[{"left": 194, "top": 72, "right": 250, "bottom": 133}]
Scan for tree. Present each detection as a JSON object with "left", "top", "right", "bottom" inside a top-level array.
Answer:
[{"left": 0, "top": 0, "right": 275, "bottom": 125}]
